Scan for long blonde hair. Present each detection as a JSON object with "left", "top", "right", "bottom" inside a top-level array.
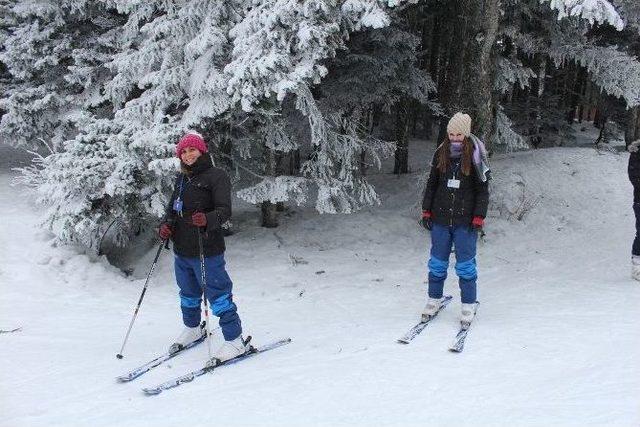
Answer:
[{"left": 437, "top": 136, "right": 473, "bottom": 176}]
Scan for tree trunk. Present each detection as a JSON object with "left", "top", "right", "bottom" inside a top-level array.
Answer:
[
  {"left": 275, "top": 152, "right": 286, "bottom": 212},
  {"left": 289, "top": 148, "right": 301, "bottom": 175},
  {"left": 434, "top": 1, "right": 466, "bottom": 144},
  {"left": 580, "top": 77, "right": 593, "bottom": 123},
  {"left": 219, "top": 127, "right": 233, "bottom": 170},
  {"left": 261, "top": 201, "right": 278, "bottom": 228},
  {"left": 394, "top": 101, "right": 410, "bottom": 174},
  {"left": 559, "top": 63, "right": 571, "bottom": 113},
  {"left": 532, "top": 55, "right": 547, "bottom": 148},
  {"left": 429, "top": 14, "right": 441, "bottom": 82},
  {"left": 359, "top": 108, "right": 375, "bottom": 176},
  {"left": 423, "top": 17, "right": 437, "bottom": 142},
  {"left": 201, "top": 119, "right": 233, "bottom": 170},
  {"left": 595, "top": 116, "right": 608, "bottom": 145},
  {"left": 261, "top": 145, "right": 278, "bottom": 228},
  {"left": 436, "top": 0, "right": 487, "bottom": 143},
  {"left": 626, "top": 107, "right": 640, "bottom": 148},
  {"left": 636, "top": 108, "right": 640, "bottom": 143},
  {"left": 471, "top": 0, "right": 500, "bottom": 147},
  {"left": 359, "top": 149, "right": 367, "bottom": 176},
  {"left": 566, "top": 65, "right": 586, "bottom": 125}
]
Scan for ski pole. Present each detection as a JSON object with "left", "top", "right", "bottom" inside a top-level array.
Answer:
[
  {"left": 116, "top": 239, "right": 166, "bottom": 359},
  {"left": 197, "top": 226, "right": 215, "bottom": 361}
]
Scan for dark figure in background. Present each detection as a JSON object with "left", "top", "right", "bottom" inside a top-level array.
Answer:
[{"left": 628, "top": 140, "right": 640, "bottom": 281}]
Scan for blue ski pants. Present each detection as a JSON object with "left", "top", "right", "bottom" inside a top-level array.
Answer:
[
  {"left": 427, "top": 223, "right": 478, "bottom": 304},
  {"left": 174, "top": 253, "right": 242, "bottom": 341}
]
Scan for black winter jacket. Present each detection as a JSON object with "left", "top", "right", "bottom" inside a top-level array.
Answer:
[
  {"left": 163, "top": 155, "right": 232, "bottom": 257},
  {"left": 629, "top": 151, "right": 640, "bottom": 186},
  {"left": 629, "top": 151, "right": 640, "bottom": 202},
  {"left": 422, "top": 149, "right": 489, "bottom": 227}
]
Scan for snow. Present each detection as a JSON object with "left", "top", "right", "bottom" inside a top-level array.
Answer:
[
  {"left": 544, "top": 0, "right": 625, "bottom": 30},
  {"left": 1, "top": 140, "right": 639, "bottom": 426}
]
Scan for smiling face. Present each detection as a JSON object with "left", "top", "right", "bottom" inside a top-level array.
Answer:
[
  {"left": 448, "top": 132, "right": 465, "bottom": 143},
  {"left": 180, "top": 146, "right": 202, "bottom": 165}
]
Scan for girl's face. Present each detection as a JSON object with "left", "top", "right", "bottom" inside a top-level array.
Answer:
[
  {"left": 181, "top": 147, "right": 202, "bottom": 165},
  {"left": 448, "top": 132, "right": 464, "bottom": 143}
]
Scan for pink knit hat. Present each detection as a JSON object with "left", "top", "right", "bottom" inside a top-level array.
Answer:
[{"left": 176, "top": 133, "right": 208, "bottom": 158}]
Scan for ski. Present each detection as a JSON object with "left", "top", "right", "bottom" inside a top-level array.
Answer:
[
  {"left": 142, "top": 337, "right": 292, "bottom": 395},
  {"left": 116, "top": 334, "right": 206, "bottom": 383},
  {"left": 449, "top": 302, "right": 479, "bottom": 353},
  {"left": 397, "top": 295, "right": 453, "bottom": 344}
]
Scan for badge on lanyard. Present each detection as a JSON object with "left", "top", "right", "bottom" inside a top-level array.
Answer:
[
  {"left": 173, "top": 175, "right": 185, "bottom": 216},
  {"left": 448, "top": 161, "right": 461, "bottom": 189},
  {"left": 173, "top": 198, "right": 183, "bottom": 215},
  {"left": 447, "top": 179, "right": 461, "bottom": 189}
]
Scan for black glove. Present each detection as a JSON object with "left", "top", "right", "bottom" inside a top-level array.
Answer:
[{"left": 420, "top": 212, "right": 433, "bottom": 230}]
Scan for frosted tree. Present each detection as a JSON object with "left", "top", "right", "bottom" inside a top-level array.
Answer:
[
  {"left": 1, "top": 1, "right": 75, "bottom": 149},
  {"left": 227, "top": 0, "right": 427, "bottom": 218},
  {"left": 612, "top": 0, "right": 640, "bottom": 145},
  {"left": 7, "top": 0, "right": 639, "bottom": 252},
  {"left": 317, "top": 24, "right": 438, "bottom": 174},
  {"left": 613, "top": 0, "right": 640, "bottom": 32},
  {"left": 492, "top": 0, "right": 637, "bottom": 149},
  {"left": 0, "top": 1, "right": 121, "bottom": 150},
  {"left": 542, "top": 0, "right": 624, "bottom": 29},
  {"left": 12, "top": 1, "right": 249, "bottom": 250},
  {"left": 542, "top": 1, "right": 640, "bottom": 150},
  {"left": 549, "top": 42, "right": 640, "bottom": 108},
  {"left": 0, "top": 1, "right": 15, "bottom": 97}
]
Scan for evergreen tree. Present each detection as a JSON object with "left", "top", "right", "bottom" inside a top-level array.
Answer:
[{"left": 4, "top": 0, "right": 639, "bottom": 251}]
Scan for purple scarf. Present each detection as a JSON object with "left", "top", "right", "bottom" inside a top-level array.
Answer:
[
  {"left": 450, "top": 142, "right": 463, "bottom": 159},
  {"left": 450, "top": 141, "right": 483, "bottom": 166}
]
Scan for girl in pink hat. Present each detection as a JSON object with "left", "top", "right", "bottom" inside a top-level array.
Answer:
[{"left": 159, "top": 132, "right": 249, "bottom": 364}]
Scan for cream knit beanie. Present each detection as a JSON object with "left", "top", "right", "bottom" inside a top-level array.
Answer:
[{"left": 447, "top": 112, "right": 472, "bottom": 137}]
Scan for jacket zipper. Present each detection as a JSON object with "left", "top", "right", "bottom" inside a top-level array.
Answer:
[{"left": 449, "top": 165, "right": 456, "bottom": 227}]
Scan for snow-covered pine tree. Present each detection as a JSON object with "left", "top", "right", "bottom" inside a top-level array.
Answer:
[
  {"left": 494, "top": 0, "right": 638, "bottom": 149},
  {"left": 542, "top": 0, "right": 624, "bottom": 30},
  {"left": 0, "top": 1, "right": 121, "bottom": 151},
  {"left": 0, "top": 1, "right": 16, "bottom": 73},
  {"left": 228, "top": 0, "right": 429, "bottom": 215},
  {"left": 0, "top": 1, "right": 15, "bottom": 111},
  {"left": 317, "top": 24, "right": 438, "bottom": 174},
  {"left": 542, "top": 0, "right": 640, "bottom": 150},
  {"left": 13, "top": 1, "right": 249, "bottom": 250},
  {"left": 7, "top": 0, "right": 639, "bottom": 252},
  {"left": 613, "top": 0, "right": 640, "bottom": 33},
  {"left": 1, "top": 1, "right": 77, "bottom": 150}
]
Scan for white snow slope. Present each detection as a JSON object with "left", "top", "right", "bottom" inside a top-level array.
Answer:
[{"left": 1, "top": 142, "right": 639, "bottom": 427}]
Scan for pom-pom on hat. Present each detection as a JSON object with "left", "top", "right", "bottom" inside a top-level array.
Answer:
[
  {"left": 446, "top": 112, "right": 472, "bottom": 137},
  {"left": 176, "top": 133, "right": 207, "bottom": 158}
]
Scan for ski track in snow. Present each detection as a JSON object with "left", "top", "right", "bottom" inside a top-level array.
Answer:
[{"left": 1, "top": 145, "right": 639, "bottom": 427}]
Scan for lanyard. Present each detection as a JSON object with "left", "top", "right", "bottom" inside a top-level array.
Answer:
[
  {"left": 451, "top": 160, "right": 461, "bottom": 180},
  {"left": 178, "top": 175, "right": 185, "bottom": 199},
  {"left": 173, "top": 175, "right": 186, "bottom": 216}
]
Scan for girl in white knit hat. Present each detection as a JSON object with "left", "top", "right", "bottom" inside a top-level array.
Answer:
[{"left": 419, "top": 112, "right": 490, "bottom": 326}]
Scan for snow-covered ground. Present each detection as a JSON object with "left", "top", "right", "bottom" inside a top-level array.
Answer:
[{"left": 1, "top": 140, "right": 639, "bottom": 427}]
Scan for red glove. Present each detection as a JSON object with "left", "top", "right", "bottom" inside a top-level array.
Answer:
[
  {"left": 420, "top": 211, "right": 433, "bottom": 230},
  {"left": 472, "top": 216, "right": 484, "bottom": 230},
  {"left": 159, "top": 223, "right": 173, "bottom": 239},
  {"left": 192, "top": 212, "right": 207, "bottom": 227}
]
